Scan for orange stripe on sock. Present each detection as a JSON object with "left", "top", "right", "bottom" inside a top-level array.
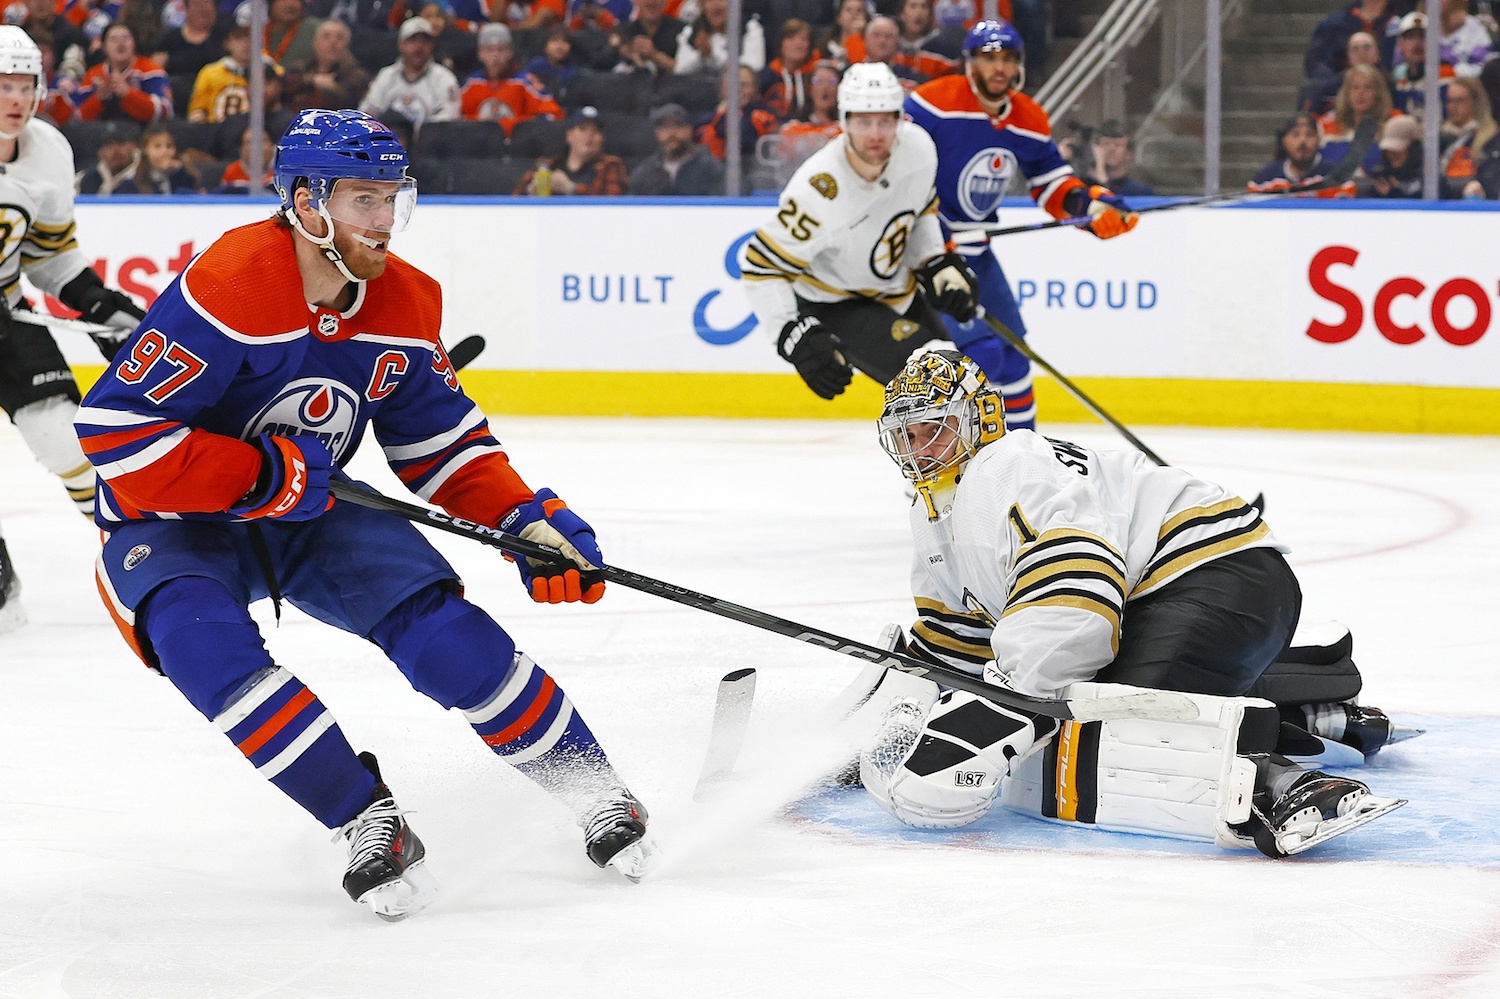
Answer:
[
  {"left": 482, "top": 674, "right": 557, "bottom": 747},
  {"left": 237, "top": 687, "right": 315, "bottom": 757}
]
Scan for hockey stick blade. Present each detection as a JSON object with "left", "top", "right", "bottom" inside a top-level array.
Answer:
[
  {"left": 445, "top": 335, "right": 486, "bottom": 371},
  {"left": 694, "top": 668, "right": 758, "bottom": 798},
  {"left": 328, "top": 482, "right": 1199, "bottom": 723}
]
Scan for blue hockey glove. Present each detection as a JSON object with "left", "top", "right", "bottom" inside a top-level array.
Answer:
[
  {"left": 916, "top": 253, "right": 980, "bottom": 322},
  {"left": 498, "top": 488, "right": 606, "bottom": 603},
  {"left": 230, "top": 434, "right": 335, "bottom": 521}
]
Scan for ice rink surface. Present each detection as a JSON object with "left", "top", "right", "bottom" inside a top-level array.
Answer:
[{"left": 2, "top": 414, "right": 1498, "bottom": 999}]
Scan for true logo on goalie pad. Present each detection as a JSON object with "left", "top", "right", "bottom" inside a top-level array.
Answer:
[{"left": 123, "top": 544, "right": 152, "bottom": 570}]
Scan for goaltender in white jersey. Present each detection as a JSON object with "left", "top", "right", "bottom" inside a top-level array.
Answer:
[
  {"left": 739, "top": 63, "right": 1013, "bottom": 401},
  {"left": 0, "top": 25, "right": 144, "bottom": 633},
  {"left": 851, "top": 349, "right": 1412, "bottom": 858}
]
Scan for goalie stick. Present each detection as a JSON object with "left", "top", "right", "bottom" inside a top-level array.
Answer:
[
  {"left": 978, "top": 116, "right": 1380, "bottom": 240},
  {"left": 693, "top": 668, "right": 757, "bottom": 797},
  {"left": 328, "top": 481, "right": 1199, "bottom": 724}
]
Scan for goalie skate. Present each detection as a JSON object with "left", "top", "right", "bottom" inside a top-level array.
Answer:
[
  {"left": 336, "top": 753, "right": 438, "bottom": 921},
  {"left": 583, "top": 793, "right": 655, "bottom": 882},
  {"left": 1240, "top": 767, "right": 1405, "bottom": 857},
  {"left": 0, "top": 540, "right": 24, "bottom": 636}
]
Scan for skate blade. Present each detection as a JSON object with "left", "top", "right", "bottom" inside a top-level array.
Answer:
[
  {"left": 1285, "top": 736, "right": 1366, "bottom": 770},
  {"left": 357, "top": 861, "right": 440, "bottom": 921},
  {"left": 1279, "top": 794, "right": 1406, "bottom": 856},
  {"left": 1386, "top": 724, "right": 1425, "bottom": 746},
  {"left": 606, "top": 834, "right": 657, "bottom": 884}
]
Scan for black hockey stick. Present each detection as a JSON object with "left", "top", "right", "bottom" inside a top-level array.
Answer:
[
  {"left": 446, "top": 335, "right": 486, "bottom": 370},
  {"left": 327, "top": 480, "right": 1198, "bottom": 723},
  {"left": 979, "top": 116, "right": 1379, "bottom": 240}
]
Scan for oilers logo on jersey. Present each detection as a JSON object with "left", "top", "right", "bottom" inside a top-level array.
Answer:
[
  {"left": 244, "top": 379, "right": 362, "bottom": 459},
  {"left": 956, "top": 147, "right": 1019, "bottom": 220}
]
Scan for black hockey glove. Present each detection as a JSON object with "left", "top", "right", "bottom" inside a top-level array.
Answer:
[
  {"left": 778, "top": 316, "right": 853, "bottom": 400},
  {"left": 915, "top": 253, "right": 980, "bottom": 323},
  {"left": 58, "top": 268, "right": 146, "bottom": 361}
]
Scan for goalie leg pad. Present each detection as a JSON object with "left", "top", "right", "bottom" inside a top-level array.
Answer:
[
  {"left": 862, "top": 689, "right": 1052, "bottom": 829},
  {"left": 1001, "top": 682, "right": 1280, "bottom": 848}
]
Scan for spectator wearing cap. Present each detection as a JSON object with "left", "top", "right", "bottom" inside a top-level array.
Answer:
[
  {"left": 1392, "top": 13, "right": 1456, "bottom": 119},
  {"left": 265, "top": 0, "right": 323, "bottom": 68},
  {"left": 189, "top": 21, "right": 286, "bottom": 122},
  {"left": 674, "top": 0, "right": 765, "bottom": 76},
  {"left": 514, "top": 105, "right": 629, "bottom": 194},
  {"left": 760, "top": 18, "right": 820, "bottom": 119},
  {"left": 1360, "top": 113, "right": 1423, "bottom": 196},
  {"left": 1303, "top": 0, "right": 1411, "bottom": 82},
  {"left": 75, "top": 23, "right": 175, "bottom": 124},
  {"left": 1248, "top": 112, "right": 1340, "bottom": 192},
  {"left": 524, "top": 25, "right": 583, "bottom": 95},
  {"left": 1082, "top": 120, "right": 1155, "bottom": 196},
  {"left": 285, "top": 17, "right": 371, "bottom": 109},
  {"left": 1300, "top": 30, "right": 1386, "bottom": 116},
  {"left": 629, "top": 102, "right": 724, "bottom": 194},
  {"left": 461, "top": 22, "right": 563, "bottom": 136},
  {"left": 76, "top": 120, "right": 141, "bottom": 194},
  {"left": 613, "top": 0, "right": 684, "bottom": 76},
  {"left": 359, "top": 16, "right": 461, "bottom": 127},
  {"left": 154, "top": 0, "right": 227, "bottom": 78}
]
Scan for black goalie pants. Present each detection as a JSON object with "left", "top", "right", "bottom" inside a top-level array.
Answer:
[{"left": 1093, "top": 546, "right": 1303, "bottom": 697}]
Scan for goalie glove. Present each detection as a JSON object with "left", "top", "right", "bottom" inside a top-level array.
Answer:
[
  {"left": 777, "top": 315, "right": 853, "bottom": 400},
  {"left": 1063, "top": 184, "right": 1139, "bottom": 240},
  {"left": 57, "top": 268, "right": 146, "bottom": 361},
  {"left": 498, "top": 488, "right": 606, "bottom": 604},
  {"left": 915, "top": 252, "right": 980, "bottom": 322}
]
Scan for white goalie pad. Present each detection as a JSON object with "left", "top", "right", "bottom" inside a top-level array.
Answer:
[
  {"left": 860, "top": 688, "right": 1054, "bottom": 830},
  {"left": 1000, "top": 682, "right": 1278, "bottom": 849}
]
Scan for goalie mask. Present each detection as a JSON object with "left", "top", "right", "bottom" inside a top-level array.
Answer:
[
  {"left": 0, "top": 25, "right": 45, "bottom": 139},
  {"left": 878, "top": 349, "right": 1005, "bottom": 520}
]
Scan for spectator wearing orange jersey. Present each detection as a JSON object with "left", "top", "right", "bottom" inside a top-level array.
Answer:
[
  {"left": 896, "top": 0, "right": 959, "bottom": 80},
  {"left": 761, "top": 18, "right": 819, "bottom": 119},
  {"left": 697, "top": 63, "right": 779, "bottom": 160},
  {"left": 823, "top": 0, "right": 868, "bottom": 65},
  {"left": 862, "top": 16, "right": 926, "bottom": 90},
  {"left": 75, "top": 22, "right": 174, "bottom": 124},
  {"left": 461, "top": 23, "right": 563, "bottom": 135},
  {"left": 499, "top": 0, "right": 566, "bottom": 31}
]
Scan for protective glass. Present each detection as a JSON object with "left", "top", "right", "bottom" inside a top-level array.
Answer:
[{"left": 319, "top": 178, "right": 418, "bottom": 234}]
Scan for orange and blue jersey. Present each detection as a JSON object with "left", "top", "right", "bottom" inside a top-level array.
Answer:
[
  {"left": 75, "top": 56, "right": 174, "bottom": 124},
  {"left": 904, "top": 75, "right": 1086, "bottom": 229},
  {"left": 76, "top": 219, "right": 534, "bottom": 531}
]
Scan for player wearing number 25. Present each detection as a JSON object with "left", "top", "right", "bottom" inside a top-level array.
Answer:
[{"left": 74, "top": 109, "right": 653, "bottom": 920}]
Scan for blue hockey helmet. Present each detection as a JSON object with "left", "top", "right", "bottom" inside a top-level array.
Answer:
[
  {"left": 274, "top": 109, "right": 415, "bottom": 227},
  {"left": 963, "top": 19, "right": 1025, "bottom": 59}
]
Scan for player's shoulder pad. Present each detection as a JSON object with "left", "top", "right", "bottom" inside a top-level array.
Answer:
[
  {"left": 897, "top": 119, "right": 937, "bottom": 163},
  {"left": 782, "top": 139, "right": 841, "bottom": 203},
  {"left": 359, "top": 253, "right": 444, "bottom": 347},
  {"left": 181, "top": 219, "right": 312, "bottom": 343},
  {"left": 1003, "top": 92, "right": 1054, "bottom": 140},
  {"left": 23, "top": 117, "right": 77, "bottom": 170},
  {"left": 909, "top": 75, "right": 985, "bottom": 118}
]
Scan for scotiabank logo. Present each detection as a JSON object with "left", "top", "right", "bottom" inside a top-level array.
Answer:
[{"left": 1308, "top": 245, "right": 1490, "bottom": 346}]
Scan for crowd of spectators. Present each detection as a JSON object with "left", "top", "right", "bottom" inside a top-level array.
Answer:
[
  {"left": 1259, "top": 0, "right": 1500, "bottom": 198},
  {"left": 27, "top": 0, "right": 1049, "bottom": 197}
]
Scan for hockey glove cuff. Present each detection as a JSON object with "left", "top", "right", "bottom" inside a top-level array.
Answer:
[
  {"left": 498, "top": 488, "right": 606, "bottom": 604},
  {"left": 58, "top": 268, "right": 146, "bottom": 361},
  {"left": 230, "top": 434, "right": 336, "bottom": 521},
  {"left": 1064, "top": 185, "right": 1138, "bottom": 240},
  {"left": 778, "top": 316, "right": 853, "bottom": 400},
  {"left": 915, "top": 253, "right": 980, "bottom": 322}
]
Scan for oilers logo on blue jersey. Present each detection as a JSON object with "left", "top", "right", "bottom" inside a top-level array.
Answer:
[
  {"left": 956, "top": 148, "right": 1019, "bottom": 220},
  {"left": 244, "top": 379, "right": 362, "bottom": 459}
]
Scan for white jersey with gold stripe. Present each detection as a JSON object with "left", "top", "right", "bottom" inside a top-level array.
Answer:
[
  {"left": 0, "top": 118, "right": 92, "bottom": 307},
  {"left": 738, "top": 121, "right": 946, "bottom": 334},
  {"left": 906, "top": 430, "right": 1285, "bottom": 698}
]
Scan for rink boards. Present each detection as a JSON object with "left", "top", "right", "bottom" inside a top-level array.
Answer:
[{"left": 53, "top": 196, "right": 1500, "bottom": 434}]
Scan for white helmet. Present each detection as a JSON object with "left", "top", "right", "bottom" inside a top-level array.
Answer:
[
  {"left": 838, "top": 62, "right": 904, "bottom": 123},
  {"left": 0, "top": 25, "right": 45, "bottom": 138}
]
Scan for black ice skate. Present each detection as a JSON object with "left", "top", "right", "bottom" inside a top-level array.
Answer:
[
  {"left": 1302, "top": 701, "right": 1424, "bottom": 756},
  {"left": 1234, "top": 756, "right": 1405, "bottom": 858},
  {"left": 336, "top": 753, "right": 438, "bottom": 920},
  {"left": 582, "top": 793, "right": 654, "bottom": 882},
  {"left": 0, "top": 539, "right": 24, "bottom": 636}
]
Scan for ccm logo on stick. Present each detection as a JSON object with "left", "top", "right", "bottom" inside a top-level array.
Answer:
[{"left": 1307, "top": 245, "right": 1491, "bottom": 346}]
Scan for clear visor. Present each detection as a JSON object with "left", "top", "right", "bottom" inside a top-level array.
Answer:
[
  {"left": 318, "top": 178, "right": 418, "bottom": 234},
  {"left": 877, "top": 406, "right": 971, "bottom": 484}
]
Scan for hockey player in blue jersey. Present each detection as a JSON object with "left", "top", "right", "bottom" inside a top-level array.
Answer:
[
  {"left": 905, "top": 20, "right": 1140, "bottom": 429},
  {"left": 75, "top": 109, "right": 653, "bottom": 920}
]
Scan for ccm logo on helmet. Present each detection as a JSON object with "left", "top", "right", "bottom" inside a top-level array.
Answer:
[{"left": 1307, "top": 245, "right": 1491, "bottom": 346}]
